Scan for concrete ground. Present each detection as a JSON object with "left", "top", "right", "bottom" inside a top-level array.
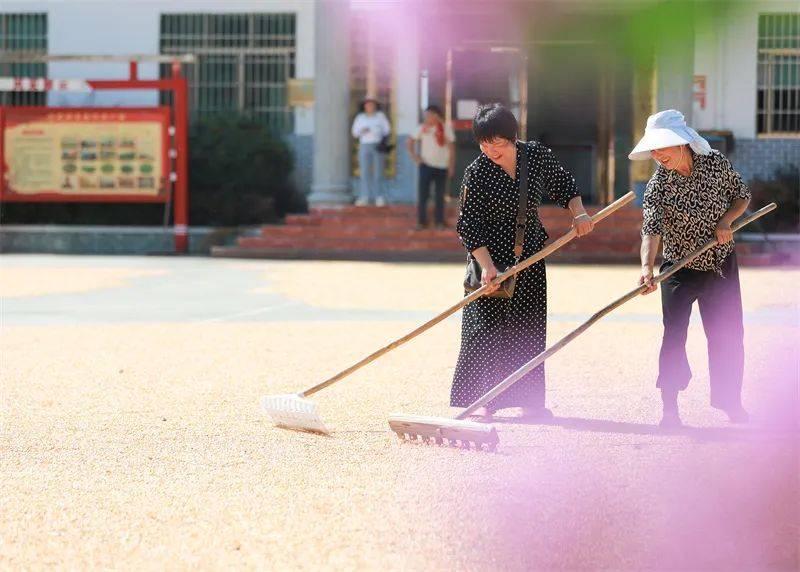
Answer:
[{"left": 1, "top": 254, "right": 798, "bottom": 570}]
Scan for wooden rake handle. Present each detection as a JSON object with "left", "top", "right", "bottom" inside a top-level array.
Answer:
[
  {"left": 301, "top": 192, "right": 636, "bottom": 397},
  {"left": 457, "top": 202, "right": 778, "bottom": 420}
]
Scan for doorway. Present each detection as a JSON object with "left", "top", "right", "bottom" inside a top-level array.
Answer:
[
  {"left": 444, "top": 41, "right": 615, "bottom": 204},
  {"left": 445, "top": 45, "right": 527, "bottom": 198}
]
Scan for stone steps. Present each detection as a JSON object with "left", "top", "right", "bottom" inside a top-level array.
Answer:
[
  {"left": 211, "top": 203, "right": 787, "bottom": 265},
  {"left": 213, "top": 204, "right": 643, "bottom": 262}
]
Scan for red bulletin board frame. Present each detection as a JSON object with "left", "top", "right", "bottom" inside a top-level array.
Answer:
[
  {"left": 0, "top": 106, "right": 171, "bottom": 203},
  {"left": 0, "top": 60, "right": 191, "bottom": 252}
]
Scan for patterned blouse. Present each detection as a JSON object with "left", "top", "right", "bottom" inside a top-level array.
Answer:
[
  {"left": 641, "top": 150, "right": 750, "bottom": 273},
  {"left": 457, "top": 141, "right": 579, "bottom": 267}
]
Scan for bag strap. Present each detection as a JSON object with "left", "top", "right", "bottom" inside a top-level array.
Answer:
[{"left": 514, "top": 141, "right": 530, "bottom": 259}]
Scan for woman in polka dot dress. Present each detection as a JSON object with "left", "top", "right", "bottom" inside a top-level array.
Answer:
[{"left": 452, "top": 104, "right": 594, "bottom": 421}]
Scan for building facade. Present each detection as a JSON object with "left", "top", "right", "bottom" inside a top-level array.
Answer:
[
  {"left": 1, "top": 0, "right": 798, "bottom": 209},
  {"left": 693, "top": 3, "right": 800, "bottom": 184}
]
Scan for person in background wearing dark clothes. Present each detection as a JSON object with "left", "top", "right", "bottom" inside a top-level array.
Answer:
[
  {"left": 406, "top": 105, "right": 455, "bottom": 229},
  {"left": 631, "top": 109, "right": 751, "bottom": 429}
]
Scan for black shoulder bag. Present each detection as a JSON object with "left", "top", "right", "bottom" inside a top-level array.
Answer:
[
  {"left": 377, "top": 135, "right": 394, "bottom": 154},
  {"left": 463, "top": 148, "right": 529, "bottom": 298}
]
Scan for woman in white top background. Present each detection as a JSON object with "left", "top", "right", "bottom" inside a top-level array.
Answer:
[
  {"left": 406, "top": 104, "right": 455, "bottom": 229},
  {"left": 351, "top": 98, "right": 391, "bottom": 207}
]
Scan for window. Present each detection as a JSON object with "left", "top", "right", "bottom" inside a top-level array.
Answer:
[
  {"left": 160, "top": 13, "right": 296, "bottom": 133},
  {"left": 757, "top": 13, "right": 800, "bottom": 136},
  {"left": 0, "top": 13, "right": 48, "bottom": 106}
]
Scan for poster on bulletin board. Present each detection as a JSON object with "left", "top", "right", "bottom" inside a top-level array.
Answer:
[{"left": 0, "top": 107, "right": 170, "bottom": 202}]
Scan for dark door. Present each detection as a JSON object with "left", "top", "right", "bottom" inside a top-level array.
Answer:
[
  {"left": 447, "top": 47, "right": 527, "bottom": 197},
  {"left": 527, "top": 44, "right": 603, "bottom": 203}
]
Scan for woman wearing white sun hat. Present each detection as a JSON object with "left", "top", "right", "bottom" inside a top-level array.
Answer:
[{"left": 631, "top": 109, "right": 751, "bottom": 429}]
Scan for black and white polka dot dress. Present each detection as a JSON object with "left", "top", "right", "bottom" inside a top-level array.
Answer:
[{"left": 451, "top": 140, "right": 579, "bottom": 410}]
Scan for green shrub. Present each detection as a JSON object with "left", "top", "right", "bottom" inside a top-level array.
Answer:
[
  {"left": 0, "top": 115, "right": 306, "bottom": 227},
  {"left": 750, "top": 166, "right": 799, "bottom": 233},
  {"left": 188, "top": 115, "right": 306, "bottom": 226}
]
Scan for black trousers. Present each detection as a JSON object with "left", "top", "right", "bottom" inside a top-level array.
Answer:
[
  {"left": 418, "top": 163, "right": 447, "bottom": 225},
  {"left": 657, "top": 251, "right": 744, "bottom": 409}
]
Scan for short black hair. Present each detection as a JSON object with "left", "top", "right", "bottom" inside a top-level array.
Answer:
[
  {"left": 361, "top": 99, "right": 381, "bottom": 112},
  {"left": 425, "top": 104, "right": 444, "bottom": 118},
  {"left": 472, "top": 103, "right": 518, "bottom": 143}
]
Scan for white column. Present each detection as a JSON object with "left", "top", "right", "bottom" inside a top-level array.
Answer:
[
  {"left": 394, "top": 15, "right": 420, "bottom": 136},
  {"left": 308, "top": 0, "right": 352, "bottom": 205}
]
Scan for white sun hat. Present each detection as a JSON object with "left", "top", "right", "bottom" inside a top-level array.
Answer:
[{"left": 629, "top": 109, "right": 712, "bottom": 161}]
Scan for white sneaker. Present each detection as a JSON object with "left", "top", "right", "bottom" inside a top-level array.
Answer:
[
  {"left": 354, "top": 197, "right": 369, "bottom": 207},
  {"left": 375, "top": 197, "right": 388, "bottom": 207}
]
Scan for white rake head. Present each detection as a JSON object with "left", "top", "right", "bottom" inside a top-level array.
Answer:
[
  {"left": 388, "top": 414, "right": 499, "bottom": 451},
  {"left": 261, "top": 393, "right": 330, "bottom": 435}
]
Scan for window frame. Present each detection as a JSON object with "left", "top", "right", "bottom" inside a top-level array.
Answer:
[
  {"left": 0, "top": 12, "right": 49, "bottom": 107},
  {"left": 756, "top": 12, "right": 800, "bottom": 138},
  {"left": 159, "top": 12, "right": 297, "bottom": 134}
]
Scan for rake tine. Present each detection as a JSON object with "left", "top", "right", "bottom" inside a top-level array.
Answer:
[
  {"left": 261, "top": 394, "right": 330, "bottom": 435},
  {"left": 388, "top": 414, "right": 499, "bottom": 451}
]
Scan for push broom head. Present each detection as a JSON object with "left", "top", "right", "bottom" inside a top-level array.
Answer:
[
  {"left": 388, "top": 414, "right": 499, "bottom": 451},
  {"left": 261, "top": 393, "right": 330, "bottom": 435}
]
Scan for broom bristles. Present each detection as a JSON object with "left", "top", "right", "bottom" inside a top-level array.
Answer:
[{"left": 262, "top": 394, "right": 330, "bottom": 435}]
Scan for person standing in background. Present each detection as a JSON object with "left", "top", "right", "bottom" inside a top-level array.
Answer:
[
  {"left": 406, "top": 105, "right": 455, "bottom": 229},
  {"left": 351, "top": 98, "right": 391, "bottom": 207}
]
